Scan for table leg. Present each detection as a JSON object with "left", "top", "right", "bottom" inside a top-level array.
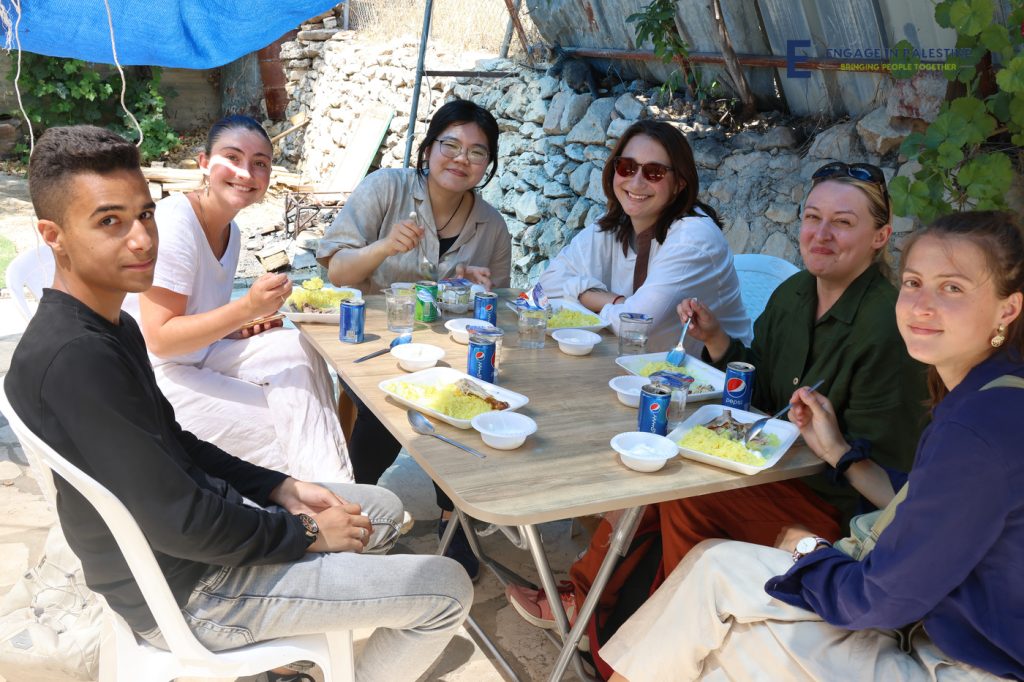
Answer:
[
  {"left": 456, "top": 510, "right": 537, "bottom": 589},
  {"left": 521, "top": 525, "right": 596, "bottom": 682},
  {"left": 439, "top": 510, "right": 523, "bottom": 681},
  {"left": 545, "top": 506, "right": 646, "bottom": 682}
]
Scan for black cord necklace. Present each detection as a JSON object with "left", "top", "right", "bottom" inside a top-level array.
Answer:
[{"left": 436, "top": 191, "right": 466, "bottom": 236}]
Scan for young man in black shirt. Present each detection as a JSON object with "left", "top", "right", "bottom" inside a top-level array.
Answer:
[{"left": 4, "top": 125, "right": 472, "bottom": 682}]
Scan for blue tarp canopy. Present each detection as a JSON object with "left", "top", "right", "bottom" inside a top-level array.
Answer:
[{"left": 1, "top": 0, "right": 339, "bottom": 68}]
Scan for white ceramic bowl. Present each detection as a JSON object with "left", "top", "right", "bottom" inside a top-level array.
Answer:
[
  {"left": 444, "top": 318, "right": 480, "bottom": 344},
  {"left": 608, "top": 375, "right": 650, "bottom": 408},
  {"left": 610, "top": 431, "right": 678, "bottom": 472},
  {"left": 552, "top": 329, "right": 602, "bottom": 356},
  {"left": 390, "top": 343, "right": 445, "bottom": 372},
  {"left": 471, "top": 411, "right": 538, "bottom": 450}
]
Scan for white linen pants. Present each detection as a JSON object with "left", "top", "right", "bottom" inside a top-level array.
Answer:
[
  {"left": 601, "top": 540, "right": 999, "bottom": 682},
  {"left": 154, "top": 327, "right": 353, "bottom": 482}
]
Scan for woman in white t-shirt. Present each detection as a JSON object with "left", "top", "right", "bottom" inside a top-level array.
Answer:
[
  {"left": 129, "top": 115, "right": 351, "bottom": 482},
  {"left": 539, "top": 120, "right": 752, "bottom": 352}
]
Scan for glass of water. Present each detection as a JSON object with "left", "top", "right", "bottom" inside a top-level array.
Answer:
[
  {"left": 666, "top": 386, "right": 689, "bottom": 432},
  {"left": 618, "top": 312, "right": 653, "bottom": 355},
  {"left": 383, "top": 286, "right": 415, "bottom": 334},
  {"left": 517, "top": 307, "right": 547, "bottom": 349}
]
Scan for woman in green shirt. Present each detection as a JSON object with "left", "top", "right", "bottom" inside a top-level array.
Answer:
[{"left": 507, "top": 163, "right": 929, "bottom": 671}]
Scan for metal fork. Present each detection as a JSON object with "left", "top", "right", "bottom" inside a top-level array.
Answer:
[{"left": 666, "top": 317, "right": 692, "bottom": 366}]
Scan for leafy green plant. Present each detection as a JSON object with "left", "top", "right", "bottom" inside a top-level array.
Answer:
[
  {"left": 8, "top": 54, "right": 180, "bottom": 162},
  {"left": 627, "top": 0, "right": 693, "bottom": 103},
  {"left": 888, "top": 0, "right": 1024, "bottom": 222}
]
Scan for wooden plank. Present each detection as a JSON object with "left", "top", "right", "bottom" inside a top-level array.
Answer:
[
  {"left": 315, "top": 109, "right": 396, "bottom": 197},
  {"left": 296, "top": 296, "right": 824, "bottom": 526},
  {"left": 757, "top": 0, "right": 838, "bottom": 117},
  {"left": 818, "top": 0, "right": 888, "bottom": 116}
]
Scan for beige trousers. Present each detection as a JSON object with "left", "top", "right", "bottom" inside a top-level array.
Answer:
[{"left": 601, "top": 540, "right": 998, "bottom": 682}]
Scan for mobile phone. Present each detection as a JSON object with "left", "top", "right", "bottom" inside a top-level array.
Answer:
[{"left": 241, "top": 312, "right": 285, "bottom": 330}]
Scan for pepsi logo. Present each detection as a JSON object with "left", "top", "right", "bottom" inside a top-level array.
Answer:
[
  {"left": 485, "top": 304, "right": 493, "bottom": 311},
  {"left": 474, "top": 351, "right": 485, "bottom": 360},
  {"left": 726, "top": 377, "right": 746, "bottom": 395},
  {"left": 649, "top": 402, "right": 661, "bottom": 412}
]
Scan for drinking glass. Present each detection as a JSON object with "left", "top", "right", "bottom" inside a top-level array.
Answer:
[
  {"left": 666, "top": 387, "right": 689, "bottom": 432},
  {"left": 383, "top": 287, "right": 415, "bottom": 333},
  {"left": 618, "top": 313, "right": 653, "bottom": 355},
  {"left": 517, "top": 308, "right": 547, "bottom": 349}
]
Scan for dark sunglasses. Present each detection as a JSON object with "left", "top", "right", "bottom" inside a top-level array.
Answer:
[
  {"left": 613, "top": 157, "right": 674, "bottom": 183},
  {"left": 812, "top": 161, "right": 891, "bottom": 211}
]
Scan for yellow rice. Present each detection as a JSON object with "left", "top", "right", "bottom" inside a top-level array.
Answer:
[
  {"left": 548, "top": 308, "right": 601, "bottom": 329},
  {"left": 286, "top": 287, "right": 356, "bottom": 313},
  {"left": 677, "top": 425, "right": 768, "bottom": 466},
  {"left": 638, "top": 360, "right": 695, "bottom": 377},
  {"left": 385, "top": 382, "right": 493, "bottom": 420}
]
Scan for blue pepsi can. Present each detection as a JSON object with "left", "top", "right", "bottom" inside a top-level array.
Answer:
[
  {"left": 339, "top": 299, "right": 365, "bottom": 344},
  {"left": 722, "top": 361, "right": 755, "bottom": 411},
  {"left": 474, "top": 291, "right": 498, "bottom": 325},
  {"left": 638, "top": 383, "right": 672, "bottom": 436},
  {"left": 467, "top": 325, "right": 502, "bottom": 383}
]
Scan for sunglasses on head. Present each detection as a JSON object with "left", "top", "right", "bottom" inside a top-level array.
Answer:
[
  {"left": 613, "top": 157, "right": 674, "bottom": 183},
  {"left": 812, "top": 161, "right": 891, "bottom": 212}
]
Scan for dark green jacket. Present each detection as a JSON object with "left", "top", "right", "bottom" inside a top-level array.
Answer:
[{"left": 710, "top": 264, "right": 929, "bottom": 523}]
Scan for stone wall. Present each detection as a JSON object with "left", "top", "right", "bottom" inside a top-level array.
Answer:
[{"left": 279, "top": 21, "right": 926, "bottom": 288}]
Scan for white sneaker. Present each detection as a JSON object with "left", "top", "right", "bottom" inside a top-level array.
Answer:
[{"left": 399, "top": 511, "right": 415, "bottom": 536}]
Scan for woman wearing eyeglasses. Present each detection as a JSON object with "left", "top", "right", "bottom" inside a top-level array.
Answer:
[
  {"left": 318, "top": 98, "right": 510, "bottom": 293},
  {"left": 317, "top": 99, "right": 511, "bottom": 580},
  {"left": 507, "top": 161, "right": 928, "bottom": 677},
  {"left": 537, "top": 120, "right": 752, "bottom": 352}
]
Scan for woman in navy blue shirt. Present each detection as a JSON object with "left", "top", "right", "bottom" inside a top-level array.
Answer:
[{"left": 599, "top": 211, "right": 1024, "bottom": 681}]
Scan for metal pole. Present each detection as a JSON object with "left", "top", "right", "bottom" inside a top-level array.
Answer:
[
  {"left": 342, "top": 0, "right": 350, "bottom": 31},
  {"left": 499, "top": 0, "right": 522, "bottom": 59},
  {"left": 403, "top": 0, "right": 434, "bottom": 168}
]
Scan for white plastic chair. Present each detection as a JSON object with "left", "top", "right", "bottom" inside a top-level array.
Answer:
[
  {"left": 733, "top": 253, "right": 800, "bottom": 322},
  {"left": 0, "top": 376, "right": 355, "bottom": 682},
  {"left": 5, "top": 243, "right": 55, "bottom": 322}
]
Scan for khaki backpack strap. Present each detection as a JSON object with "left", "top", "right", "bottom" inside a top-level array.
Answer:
[{"left": 980, "top": 375, "right": 1024, "bottom": 391}]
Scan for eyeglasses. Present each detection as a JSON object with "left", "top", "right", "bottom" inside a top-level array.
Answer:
[
  {"left": 612, "top": 157, "right": 674, "bottom": 183},
  {"left": 437, "top": 138, "right": 490, "bottom": 165},
  {"left": 812, "top": 162, "right": 891, "bottom": 212}
]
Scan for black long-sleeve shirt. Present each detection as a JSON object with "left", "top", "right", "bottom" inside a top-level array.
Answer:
[{"left": 4, "top": 290, "right": 309, "bottom": 633}]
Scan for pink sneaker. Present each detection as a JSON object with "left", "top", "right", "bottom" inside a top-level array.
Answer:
[{"left": 505, "top": 582, "right": 577, "bottom": 630}]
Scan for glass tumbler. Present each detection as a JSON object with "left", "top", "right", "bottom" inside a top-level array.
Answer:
[
  {"left": 517, "top": 307, "right": 547, "bottom": 349},
  {"left": 618, "top": 312, "right": 653, "bottom": 355},
  {"left": 383, "top": 286, "right": 416, "bottom": 334}
]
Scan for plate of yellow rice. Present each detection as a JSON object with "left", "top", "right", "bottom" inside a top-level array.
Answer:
[
  {"left": 379, "top": 367, "right": 529, "bottom": 429},
  {"left": 281, "top": 277, "right": 361, "bottom": 323},
  {"left": 545, "top": 298, "right": 609, "bottom": 335},
  {"left": 668, "top": 404, "right": 799, "bottom": 474},
  {"left": 614, "top": 352, "right": 725, "bottom": 402}
]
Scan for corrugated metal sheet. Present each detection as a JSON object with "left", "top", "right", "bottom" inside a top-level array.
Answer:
[{"left": 525, "top": 0, "right": 961, "bottom": 117}]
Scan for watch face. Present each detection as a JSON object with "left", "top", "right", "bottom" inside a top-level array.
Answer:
[
  {"left": 796, "top": 537, "right": 817, "bottom": 555},
  {"left": 299, "top": 513, "right": 319, "bottom": 536}
]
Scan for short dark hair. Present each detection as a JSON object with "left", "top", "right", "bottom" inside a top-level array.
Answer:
[
  {"left": 204, "top": 114, "right": 272, "bottom": 155},
  {"left": 598, "top": 120, "right": 720, "bottom": 253},
  {"left": 29, "top": 125, "right": 140, "bottom": 222},
  {"left": 416, "top": 99, "right": 500, "bottom": 186}
]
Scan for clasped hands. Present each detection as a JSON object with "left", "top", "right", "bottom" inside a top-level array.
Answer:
[{"left": 269, "top": 478, "right": 371, "bottom": 554}]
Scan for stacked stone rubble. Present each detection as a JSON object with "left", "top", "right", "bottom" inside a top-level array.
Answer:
[{"left": 278, "top": 20, "right": 924, "bottom": 288}]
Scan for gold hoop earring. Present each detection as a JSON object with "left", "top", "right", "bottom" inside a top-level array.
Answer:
[{"left": 991, "top": 324, "right": 1007, "bottom": 348}]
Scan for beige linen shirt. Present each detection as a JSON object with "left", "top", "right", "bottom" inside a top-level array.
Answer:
[{"left": 316, "top": 168, "right": 512, "bottom": 293}]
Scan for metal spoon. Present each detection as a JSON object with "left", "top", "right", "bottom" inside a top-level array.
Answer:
[
  {"left": 353, "top": 333, "right": 412, "bottom": 363},
  {"left": 407, "top": 410, "right": 487, "bottom": 459},
  {"left": 744, "top": 379, "right": 824, "bottom": 445}
]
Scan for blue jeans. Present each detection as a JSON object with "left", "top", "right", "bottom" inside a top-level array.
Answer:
[{"left": 140, "top": 483, "right": 472, "bottom": 682}]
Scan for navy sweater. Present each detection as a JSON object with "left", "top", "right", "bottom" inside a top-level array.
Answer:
[
  {"left": 767, "top": 351, "right": 1024, "bottom": 680},
  {"left": 4, "top": 290, "right": 309, "bottom": 633}
]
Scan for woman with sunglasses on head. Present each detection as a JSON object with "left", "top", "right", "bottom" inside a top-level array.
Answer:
[
  {"left": 601, "top": 211, "right": 1024, "bottom": 681},
  {"left": 317, "top": 99, "right": 512, "bottom": 580},
  {"left": 507, "top": 162, "right": 928, "bottom": 675},
  {"left": 126, "top": 115, "right": 352, "bottom": 483},
  {"left": 537, "top": 119, "right": 752, "bottom": 352}
]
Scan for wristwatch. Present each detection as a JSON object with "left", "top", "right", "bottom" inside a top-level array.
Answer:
[
  {"left": 792, "top": 536, "right": 831, "bottom": 562},
  {"left": 297, "top": 513, "right": 319, "bottom": 546}
]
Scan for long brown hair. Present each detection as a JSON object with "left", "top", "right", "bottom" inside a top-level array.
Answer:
[
  {"left": 899, "top": 211, "right": 1024, "bottom": 406},
  {"left": 598, "top": 120, "right": 720, "bottom": 254}
]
